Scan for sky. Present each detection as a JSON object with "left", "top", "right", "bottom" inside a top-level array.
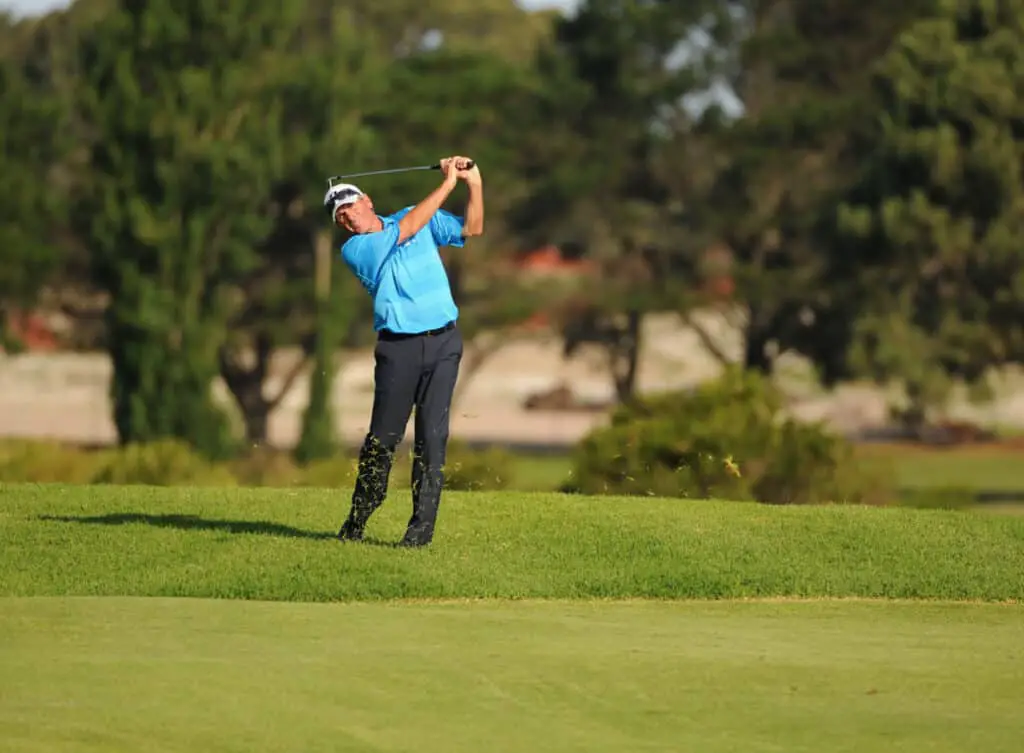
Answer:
[{"left": 2, "top": 0, "right": 580, "bottom": 18}]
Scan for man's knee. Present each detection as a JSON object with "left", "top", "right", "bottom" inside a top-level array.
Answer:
[
  {"left": 413, "top": 430, "right": 451, "bottom": 466},
  {"left": 358, "top": 432, "right": 399, "bottom": 470}
]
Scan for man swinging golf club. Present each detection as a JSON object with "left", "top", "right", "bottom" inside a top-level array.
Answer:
[{"left": 324, "top": 155, "right": 483, "bottom": 547}]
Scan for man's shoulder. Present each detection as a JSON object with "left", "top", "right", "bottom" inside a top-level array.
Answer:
[{"left": 342, "top": 216, "right": 401, "bottom": 255}]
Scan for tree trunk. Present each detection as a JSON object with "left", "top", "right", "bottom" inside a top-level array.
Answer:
[
  {"left": 219, "top": 332, "right": 273, "bottom": 447},
  {"left": 744, "top": 312, "right": 773, "bottom": 374},
  {"left": 244, "top": 403, "right": 270, "bottom": 446},
  {"left": 611, "top": 309, "right": 643, "bottom": 404},
  {"left": 295, "top": 228, "right": 338, "bottom": 463}
]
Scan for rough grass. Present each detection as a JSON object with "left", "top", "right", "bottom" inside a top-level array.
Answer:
[{"left": 2, "top": 483, "right": 1022, "bottom": 602}]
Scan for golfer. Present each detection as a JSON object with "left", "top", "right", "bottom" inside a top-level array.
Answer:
[{"left": 323, "top": 156, "right": 484, "bottom": 547}]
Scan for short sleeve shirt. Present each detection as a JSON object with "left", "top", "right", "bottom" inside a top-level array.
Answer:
[{"left": 341, "top": 208, "right": 465, "bottom": 333}]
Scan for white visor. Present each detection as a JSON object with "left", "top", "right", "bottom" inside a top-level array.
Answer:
[{"left": 324, "top": 183, "right": 364, "bottom": 217}]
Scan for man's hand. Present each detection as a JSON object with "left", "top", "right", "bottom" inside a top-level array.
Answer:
[
  {"left": 440, "top": 156, "right": 479, "bottom": 184},
  {"left": 458, "top": 160, "right": 481, "bottom": 186},
  {"left": 439, "top": 156, "right": 461, "bottom": 187}
]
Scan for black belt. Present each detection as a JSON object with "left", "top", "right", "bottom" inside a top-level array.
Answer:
[{"left": 378, "top": 320, "right": 455, "bottom": 341}]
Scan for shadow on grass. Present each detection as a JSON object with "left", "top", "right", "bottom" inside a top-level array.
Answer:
[{"left": 37, "top": 512, "right": 402, "bottom": 547}]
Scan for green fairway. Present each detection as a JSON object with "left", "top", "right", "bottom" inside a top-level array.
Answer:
[
  {"left": 2, "top": 483, "right": 1024, "bottom": 601},
  {"left": 1, "top": 597, "right": 1022, "bottom": 753},
  {"left": 3, "top": 482, "right": 1023, "bottom": 752}
]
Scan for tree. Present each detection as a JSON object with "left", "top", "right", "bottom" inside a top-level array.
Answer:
[
  {"left": 218, "top": 2, "right": 559, "bottom": 447},
  {"left": 676, "top": 0, "right": 933, "bottom": 383},
  {"left": 73, "top": 0, "right": 302, "bottom": 457},
  {"left": 345, "top": 0, "right": 557, "bottom": 63},
  {"left": 508, "top": 0, "right": 733, "bottom": 403},
  {"left": 0, "top": 13, "right": 67, "bottom": 351},
  {"left": 834, "top": 0, "right": 1024, "bottom": 427},
  {"left": 216, "top": 3, "right": 380, "bottom": 449}
]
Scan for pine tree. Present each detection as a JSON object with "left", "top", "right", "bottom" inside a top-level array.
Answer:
[
  {"left": 74, "top": 0, "right": 300, "bottom": 457},
  {"left": 836, "top": 0, "right": 1024, "bottom": 425}
]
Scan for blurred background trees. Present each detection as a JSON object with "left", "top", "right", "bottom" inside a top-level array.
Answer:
[{"left": 3, "top": 0, "right": 1024, "bottom": 473}]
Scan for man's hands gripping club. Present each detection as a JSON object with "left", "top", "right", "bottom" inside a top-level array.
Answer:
[{"left": 398, "top": 155, "right": 483, "bottom": 243}]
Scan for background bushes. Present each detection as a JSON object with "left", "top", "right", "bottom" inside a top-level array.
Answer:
[
  {"left": 0, "top": 437, "right": 516, "bottom": 491},
  {"left": 567, "top": 368, "right": 895, "bottom": 505}
]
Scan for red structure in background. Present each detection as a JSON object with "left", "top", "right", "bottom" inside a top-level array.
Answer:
[
  {"left": 513, "top": 245, "right": 598, "bottom": 330},
  {"left": 1, "top": 310, "right": 59, "bottom": 352},
  {"left": 511, "top": 244, "right": 736, "bottom": 330}
]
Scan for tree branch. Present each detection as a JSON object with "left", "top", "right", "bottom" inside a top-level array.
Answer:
[
  {"left": 266, "top": 352, "right": 310, "bottom": 410},
  {"left": 683, "top": 310, "right": 733, "bottom": 365}
]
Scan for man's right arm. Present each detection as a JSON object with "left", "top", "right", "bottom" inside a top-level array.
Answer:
[{"left": 396, "top": 157, "right": 463, "bottom": 243}]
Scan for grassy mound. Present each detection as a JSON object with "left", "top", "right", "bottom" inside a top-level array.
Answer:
[{"left": 2, "top": 483, "right": 1022, "bottom": 602}]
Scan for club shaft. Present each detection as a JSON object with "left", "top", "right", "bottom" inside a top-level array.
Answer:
[
  {"left": 329, "top": 165, "right": 436, "bottom": 181},
  {"left": 326, "top": 160, "right": 475, "bottom": 185}
]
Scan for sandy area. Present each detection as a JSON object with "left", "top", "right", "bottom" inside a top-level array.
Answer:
[{"left": 3, "top": 314, "right": 1023, "bottom": 449}]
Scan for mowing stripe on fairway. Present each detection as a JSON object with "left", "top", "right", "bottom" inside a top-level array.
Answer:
[{"left": 1, "top": 596, "right": 1022, "bottom": 753}]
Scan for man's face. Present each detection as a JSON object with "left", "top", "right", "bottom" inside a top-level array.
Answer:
[{"left": 334, "top": 195, "right": 377, "bottom": 234}]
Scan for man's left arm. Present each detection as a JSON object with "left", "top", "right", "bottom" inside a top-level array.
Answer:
[
  {"left": 428, "top": 165, "right": 484, "bottom": 247},
  {"left": 460, "top": 167, "right": 483, "bottom": 238}
]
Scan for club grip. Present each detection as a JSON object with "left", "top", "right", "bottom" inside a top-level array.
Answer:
[{"left": 432, "top": 160, "right": 475, "bottom": 170}]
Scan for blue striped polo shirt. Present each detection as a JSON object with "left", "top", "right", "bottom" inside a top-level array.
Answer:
[{"left": 340, "top": 207, "right": 464, "bottom": 334}]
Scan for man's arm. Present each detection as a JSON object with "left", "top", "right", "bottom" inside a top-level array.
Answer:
[
  {"left": 461, "top": 169, "right": 484, "bottom": 238},
  {"left": 396, "top": 156, "right": 464, "bottom": 243}
]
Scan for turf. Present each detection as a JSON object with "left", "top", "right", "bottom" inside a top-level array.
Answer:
[
  {"left": 2, "top": 483, "right": 1023, "bottom": 601},
  {"left": 3, "top": 483, "right": 1023, "bottom": 751},
  {"left": 853, "top": 444, "right": 1024, "bottom": 491},
  {"left": 1, "top": 597, "right": 1022, "bottom": 753}
]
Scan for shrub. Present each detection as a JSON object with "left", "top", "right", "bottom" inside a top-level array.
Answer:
[
  {"left": 92, "top": 439, "right": 238, "bottom": 486},
  {"left": 0, "top": 440, "right": 103, "bottom": 484},
  {"left": 569, "top": 367, "right": 895, "bottom": 505},
  {"left": 294, "top": 455, "right": 359, "bottom": 488},
  {"left": 442, "top": 440, "right": 514, "bottom": 491},
  {"left": 228, "top": 447, "right": 303, "bottom": 487}
]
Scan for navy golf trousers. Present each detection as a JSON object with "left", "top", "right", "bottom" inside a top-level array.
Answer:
[{"left": 342, "top": 321, "right": 462, "bottom": 545}]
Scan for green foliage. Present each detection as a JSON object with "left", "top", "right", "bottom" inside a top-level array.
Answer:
[
  {"left": 569, "top": 367, "right": 893, "bottom": 505},
  {"left": 0, "top": 440, "right": 101, "bottom": 484},
  {"left": 834, "top": 0, "right": 1024, "bottom": 422},
  {"left": 216, "top": 6, "right": 379, "bottom": 445},
  {"left": 0, "top": 438, "right": 514, "bottom": 491},
  {"left": 441, "top": 440, "right": 514, "bottom": 491},
  {"left": 0, "top": 22, "right": 67, "bottom": 328},
  {"left": 0, "top": 438, "right": 235, "bottom": 486},
  {"left": 681, "top": 0, "right": 936, "bottom": 379},
  {"left": 72, "top": 0, "right": 308, "bottom": 457},
  {"left": 92, "top": 439, "right": 238, "bottom": 486}
]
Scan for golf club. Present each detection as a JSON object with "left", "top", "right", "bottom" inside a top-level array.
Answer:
[{"left": 326, "top": 160, "right": 475, "bottom": 188}]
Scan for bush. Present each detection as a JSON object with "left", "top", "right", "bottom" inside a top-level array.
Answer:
[
  {"left": 442, "top": 440, "right": 514, "bottom": 492},
  {"left": 294, "top": 455, "right": 359, "bottom": 488},
  {"left": 92, "top": 439, "right": 238, "bottom": 487},
  {"left": 569, "top": 367, "right": 894, "bottom": 505},
  {"left": 0, "top": 440, "right": 103, "bottom": 484},
  {"left": 228, "top": 447, "right": 303, "bottom": 487}
]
